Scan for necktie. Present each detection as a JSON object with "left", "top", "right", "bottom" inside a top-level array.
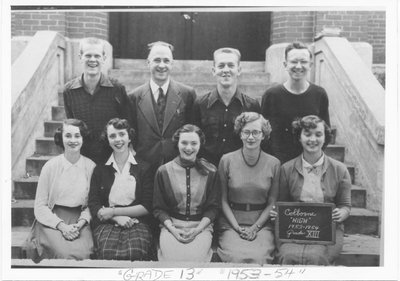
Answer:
[{"left": 156, "top": 87, "right": 166, "bottom": 130}]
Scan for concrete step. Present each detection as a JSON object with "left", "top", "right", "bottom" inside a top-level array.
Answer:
[
  {"left": 12, "top": 226, "right": 30, "bottom": 259},
  {"left": 344, "top": 208, "right": 379, "bottom": 236},
  {"left": 351, "top": 185, "right": 367, "bottom": 208},
  {"left": 347, "top": 165, "right": 355, "bottom": 185},
  {"left": 336, "top": 234, "right": 380, "bottom": 266},
  {"left": 52, "top": 106, "right": 66, "bottom": 121},
  {"left": 11, "top": 226, "right": 380, "bottom": 267},
  {"left": 58, "top": 89, "right": 64, "bottom": 106},
  {"left": 324, "top": 144, "right": 345, "bottom": 162},
  {"left": 35, "top": 137, "right": 63, "bottom": 155},
  {"left": 25, "top": 155, "right": 53, "bottom": 177},
  {"left": 44, "top": 120, "right": 62, "bottom": 138},
  {"left": 109, "top": 69, "right": 270, "bottom": 85},
  {"left": 13, "top": 176, "right": 39, "bottom": 200},
  {"left": 114, "top": 58, "right": 266, "bottom": 72},
  {"left": 12, "top": 199, "right": 35, "bottom": 227}
]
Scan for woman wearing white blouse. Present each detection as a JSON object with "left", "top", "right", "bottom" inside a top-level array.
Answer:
[
  {"left": 26, "top": 119, "right": 95, "bottom": 262},
  {"left": 88, "top": 118, "right": 154, "bottom": 260}
]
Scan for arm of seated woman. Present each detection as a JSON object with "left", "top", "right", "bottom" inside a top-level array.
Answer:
[
  {"left": 164, "top": 219, "right": 192, "bottom": 244},
  {"left": 97, "top": 204, "right": 149, "bottom": 222},
  {"left": 332, "top": 207, "right": 350, "bottom": 223},
  {"left": 112, "top": 216, "right": 139, "bottom": 229},
  {"left": 56, "top": 221, "right": 80, "bottom": 241},
  {"left": 183, "top": 217, "right": 212, "bottom": 243}
]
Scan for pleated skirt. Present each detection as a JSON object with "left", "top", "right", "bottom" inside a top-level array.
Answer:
[{"left": 93, "top": 221, "right": 153, "bottom": 261}]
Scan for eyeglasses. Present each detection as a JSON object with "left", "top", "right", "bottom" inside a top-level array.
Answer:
[{"left": 241, "top": 130, "right": 263, "bottom": 138}]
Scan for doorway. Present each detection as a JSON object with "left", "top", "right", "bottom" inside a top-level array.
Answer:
[{"left": 109, "top": 11, "right": 271, "bottom": 61}]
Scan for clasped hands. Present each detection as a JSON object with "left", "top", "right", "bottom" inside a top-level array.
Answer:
[
  {"left": 236, "top": 226, "right": 258, "bottom": 241},
  {"left": 57, "top": 221, "right": 85, "bottom": 241},
  {"left": 97, "top": 206, "right": 138, "bottom": 229},
  {"left": 170, "top": 226, "right": 201, "bottom": 244}
]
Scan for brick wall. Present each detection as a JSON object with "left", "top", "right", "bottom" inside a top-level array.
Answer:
[
  {"left": 11, "top": 12, "right": 67, "bottom": 37},
  {"left": 271, "top": 12, "right": 315, "bottom": 44},
  {"left": 367, "top": 11, "right": 385, "bottom": 63},
  {"left": 11, "top": 11, "right": 109, "bottom": 40},
  {"left": 271, "top": 11, "right": 385, "bottom": 63}
]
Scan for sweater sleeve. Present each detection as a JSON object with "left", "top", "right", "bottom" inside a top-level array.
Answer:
[
  {"left": 278, "top": 164, "right": 291, "bottom": 202},
  {"left": 267, "top": 159, "right": 281, "bottom": 205},
  {"left": 138, "top": 163, "right": 155, "bottom": 212},
  {"left": 201, "top": 170, "right": 220, "bottom": 222},
  {"left": 88, "top": 166, "right": 104, "bottom": 220},
  {"left": 335, "top": 166, "right": 352, "bottom": 214},
  {"left": 78, "top": 159, "right": 96, "bottom": 223},
  {"left": 34, "top": 160, "right": 63, "bottom": 229},
  {"left": 320, "top": 88, "right": 331, "bottom": 127},
  {"left": 62, "top": 88, "right": 73, "bottom": 119},
  {"left": 152, "top": 167, "right": 172, "bottom": 223}
]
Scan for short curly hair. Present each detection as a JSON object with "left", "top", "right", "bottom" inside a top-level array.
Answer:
[
  {"left": 292, "top": 115, "right": 332, "bottom": 149},
  {"left": 234, "top": 112, "right": 272, "bottom": 139},
  {"left": 172, "top": 124, "right": 206, "bottom": 148},
  {"left": 100, "top": 118, "right": 136, "bottom": 147},
  {"left": 284, "top": 41, "right": 312, "bottom": 60},
  {"left": 54, "top": 119, "right": 89, "bottom": 150}
]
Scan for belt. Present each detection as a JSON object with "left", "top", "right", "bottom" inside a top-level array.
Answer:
[
  {"left": 229, "top": 202, "right": 267, "bottom": 211},
  {"left": 171, "top": 213, "right": 203, "bottom": 221}
]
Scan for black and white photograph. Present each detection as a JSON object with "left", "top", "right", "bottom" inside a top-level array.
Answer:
[{"left": 1, "top": 0, "right": 399, "bottom": 280}]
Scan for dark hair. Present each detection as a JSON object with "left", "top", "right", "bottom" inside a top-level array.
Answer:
[
  {"left": 54, "top": 119, "right": 89, "bottom": 150},
  {"left": 284, "top": 42, "right": 312, "bottom": 60},
  {"left": 172, "top": 124, "right": 214, "bottom": 174},
  {"left": 172, "top": 124, "right": 206, "bottom": 148},
  {"left": 100, "top": 118, "right": 136, "bottom": 147},
  {"left": 292, "top": 115, "right": 332, "bottom": 149},
  {"left": 234, "top": 112, "right": 272, "bottom": 139}
]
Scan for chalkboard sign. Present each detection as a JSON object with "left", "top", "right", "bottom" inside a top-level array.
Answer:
[{"left": 275, "top": 202, "right": 336, "bottom": 245}]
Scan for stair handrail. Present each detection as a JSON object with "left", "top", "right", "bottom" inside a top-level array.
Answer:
[
  {"left": 12, "top": 31, "right": 67, "bottom": 178},
  {"left": 313, "top": 36, "right": 385, "bottom": 212}
]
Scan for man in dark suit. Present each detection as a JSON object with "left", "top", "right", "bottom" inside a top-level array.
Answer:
[{"left": 129, "top": 41, "right": 196, "bottom": 167}]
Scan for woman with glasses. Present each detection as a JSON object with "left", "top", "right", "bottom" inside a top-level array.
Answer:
[{"left": 217, "top": 112, "right": 280, "bottom": 264}]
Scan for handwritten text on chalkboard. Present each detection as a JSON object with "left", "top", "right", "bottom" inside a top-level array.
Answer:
[{"left": 276, "top": 202, "right": 335, "bottom": 244}]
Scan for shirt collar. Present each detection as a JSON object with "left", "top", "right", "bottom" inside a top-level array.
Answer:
[
  {"left": 61, "top": 154, "right": 85, "bottom": 169},
  {"left": 207, "top": 88, "right": 244, "bottom": 109},
  {"left": 69, "top": 73, "right": 114, "bottom": 89},
  {"left": 106, "top": 151, "right": 138, "bottom": 171},
  {"left": 150, "top": 78, "right": 170, "bottom": 97},
  {"left": 302, "top": 153, "right": 325, "bottom": 168}
]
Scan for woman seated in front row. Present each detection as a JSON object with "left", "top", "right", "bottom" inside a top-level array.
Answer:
[
  {"left": 88, "top": 118, "right": 154, "bottom": 261},
  {"left": 153, "top": 124, "right": 220, "bottom": 262},
  {"left": 272, "top": 115, "right": 351, "bottom": 265},
  {"left": 26, "top": 119, "right": 95, "bottom": 262},
  {"left": 217, "top": 112, "right": 280, "bottom": 264}
]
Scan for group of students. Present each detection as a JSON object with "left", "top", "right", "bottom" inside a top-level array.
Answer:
[{"left": 24, "top": 38, "right": 351, "bottom": 266}]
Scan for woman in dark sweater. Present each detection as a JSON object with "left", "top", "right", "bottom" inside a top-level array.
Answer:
[
  {"left": 153, "top": 124, "right": 219, "bottom": 262},
  {"left": 88, "top": 118, "right": 154, "bottom": 260},
  {"left": 261, "top": 42, "right": 330, "bottom": 163}
]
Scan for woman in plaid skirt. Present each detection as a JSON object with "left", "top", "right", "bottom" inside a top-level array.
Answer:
[{"left": 88, "top": 118, "right": 154, "bottom": 260}]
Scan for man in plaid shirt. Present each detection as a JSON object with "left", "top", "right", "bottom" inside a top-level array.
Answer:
[{"left": 63, "top": 37, "right": 131, "bottom": 164}]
